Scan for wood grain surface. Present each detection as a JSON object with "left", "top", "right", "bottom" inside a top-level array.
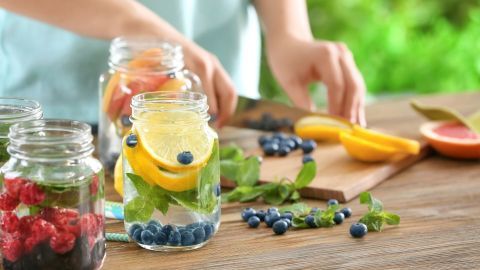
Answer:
[{"left": 103, "top": 92, "right": 480, "bottom": 270}]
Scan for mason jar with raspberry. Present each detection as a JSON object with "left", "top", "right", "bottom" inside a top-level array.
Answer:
[{"left": 0, "top": 120, "right": 105, "bottom": 270}]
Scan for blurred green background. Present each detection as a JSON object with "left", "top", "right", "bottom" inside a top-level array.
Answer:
[{"left": 259, "top": 0, "right": 480, "bottom": 104}]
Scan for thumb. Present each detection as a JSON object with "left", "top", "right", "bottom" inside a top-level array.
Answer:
[{"left": 282, "top": 81, "right": 315, "bottom": 111}]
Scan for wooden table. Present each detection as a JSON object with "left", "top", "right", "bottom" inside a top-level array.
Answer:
[{"left": 103, "top": 92, "right": 480, "bottom": 269}]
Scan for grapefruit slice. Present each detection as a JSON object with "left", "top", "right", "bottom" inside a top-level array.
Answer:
[{"left": 420, "top": 121, "right": 480, "bottom": 159}]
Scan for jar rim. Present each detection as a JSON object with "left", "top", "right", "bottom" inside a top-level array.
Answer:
[{"left": 0, "top": 98, "right": 42, "bottom": 123}]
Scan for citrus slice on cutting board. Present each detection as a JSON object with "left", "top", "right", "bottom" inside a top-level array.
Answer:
[
  {"left": 294, "top": 115, "right": 353, "bottom": 141},
  {"left": 339, "top": 131, "right": 400, "bottom": 162},
  {"left": 420, "top": 121, "right": 480, "bottom": 159},
  {"left": 352, "top": 125, "right": 420, "bottom": 155}
]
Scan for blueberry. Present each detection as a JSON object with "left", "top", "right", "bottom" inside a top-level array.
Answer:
[
  {"left": 128, "top": 224, "right": 143, "bottom": 236},
  {"left": 305, "top": 215, "right": 317, "bottom": 228},
  {"left": 154, "top": 231, "right": 167, "bottom": 245},
  {"left": 255, "top": 210, "right": 266, "bottom": 221},
  {"left": 265, "top": 211, "right": 281, "bottom": 227},
  {"left": 280, "top": 139, "right": 296, "bottom": 150},
  {"left": 300, "top": 140, "right": 317, "bottom": 154},
  {"left": 177, "top": 151, "right": 194, "bottom": 165},
  {"left": 161, "top": 224, "right": 177, "bottom": 236},
  {"left": 272, "top": 132, "right": 286, "bottom": 140},
  {"left": 248, "top": 216, "right": 261, "bottom": 228},
  {"left": 147, "top": 220, "right": 162, "bottom": 228},
  {"left": 290, "top": 136, "right": 303, "bottom": 149},
  {"left": 340, "top": 207, "right": 352, "bottom": 218},
  {"left": 280, "top": 212, "right": 293, "bottom": 221},
  {"left": 281, "top": 218, "right": 292, "bottom": 228},
  {"left": 258, "top": 135, "right": 270, "bottom": 146},
  {"left": 181, "top": 231, "right": 195, "bottom": 246},
  {"left": 215, "top": 184, "right": 221, "bottom": 197},
  {"left": 272, "top": 220, "right": 288, "bottom": 235},
  {"left": 278, "top": 146, "right": 291, "bottom": 157},
  {"left": 263, "top": 142, "right": 279, "bottom": 156},
  {"left": 186, "top": 222, "right": 203, "bottom": 230},
  {"left": 350, "top": 223, "right": 368, "bottom": 238},
  {"left": 267, "top": 207, "right": 278, "bottom": 214},
  {"left": 310, "top": 207, "right": 319, "bottom": 214},
  {"left": 270, "top": 138, "right": 281, "bottom": 145},
  {"left": 302, "top": 155, "right": 315, "bottom": 164},
  {"left": 193, "top": 227, "right": 206, "bottom": 244},
  {"left": 280, "top": 118, "right": 293, "bottom": 128},
  {"left": 132, "top": 228, "right": 143, "bottom": 243},
  {"left": 145, "top": 224, "right": 160, "bottom": 234},
  {"left": 168, "top": 231, "right": 182, "bottom": 246},
  {"left": 204, "top": 223, "right": 214, "bottom": 240},
  {"left": 261, "top": 113, "right": 273, "bottom": 122},
  {"left": 241, "top": 208, "right": 257, "bottom": 222},
  {"left": 125, "top": 134, "right": 138, "bottom": 148},
  {"left": 333, "top": 212, "right": 345, "bottom": 225},
  {"left": 178, "top": 227, "right": 187, "bottom": 234},
  {"left": 327, "top": 199, "right": 339, "bottom": 206},
  {"left": 140, "top": 230, "right": 154, "bottom": 245}
]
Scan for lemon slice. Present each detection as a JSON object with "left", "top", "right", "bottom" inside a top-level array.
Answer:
[
  {"left": 295, "top": 115, "right": 352, "bottom": 141},
  {"left": 135, "top": 111, "right": 214, "bottom": 172},
  {"left": 352, "top": 125, "right": 420, "bottom": 155},
  {"left": 340, "top": 131, "right": 399, "bottom": 162},
  {"left": 113, "top": 156, "right": 124, "bottom": 196}
]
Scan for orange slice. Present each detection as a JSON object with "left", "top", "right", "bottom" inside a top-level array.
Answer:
[
  {"left": 352, "top": 125, "right": 420, "bottom": 155},
  {"left": 340, "top": 131, "right": 399, "bottom": 162},
  {"left": 295, "top": 115, "right": 352, "bottom": 141}
]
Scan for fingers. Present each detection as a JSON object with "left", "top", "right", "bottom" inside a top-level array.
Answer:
[
  {"left": 212, "top": 57, "right": 237, "bottom": 128},
  {"left": 283, "top": 81, "right": 315, "bottom": 111},
  {"left": 317, "top": 43, "right": 345, "bottom": 117}
]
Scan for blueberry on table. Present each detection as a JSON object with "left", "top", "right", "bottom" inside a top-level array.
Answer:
[
  {"left": 281, "top": 218, "right": 292, "bottom": 227},
  {"left": 278, "top": 146, "right": 291, "bottom": 157},
  {"left": 267, "top": 207, "right": 278, "bottom": 214},
  {"left": 181, "top": 231, "right": 195, "bottom": 246},
  {"left": 265, "top": 211, "right": 281, "bottom": 227},
  {"left": 327, "top": 199, "right": 339, "bottom": 206},
  {"left": 280, "top": 118, "right": 293, "bottom": 128},
  {"left": 177, "top": 151, "right": 194, "bottom": 165},
  {"left": 125, "top": 134, "right": 138, "bottom": 148},
  {"left": 350, "top": 223, "right": 368, "bottom": 238},
  {"left": 273, "top": 132, "right": 287, "bottom": 140},
  {"left": 248, "top": 216, "right": 261, "bottom": 228},
  {"left": 168, "top": 231, "right": 182, "bottom": 246},
  {"left": 140, "top": 230, "right": 154, "bottom": 245},
  {"left": 280, "top": 139, "right": 296, "bottom": 150},
  {"left": 132, "top": 228, "right": 144, "bottom": 243},
  {"left": 290, "top": 135, "right": 303, "bottom": 149},
  {"left": 302, "top": 155, "right": 315, "bottom": 164},
  {"left": 272, "top": 220, "right": 289, "bottom": 235},
  {"left": 333, "top": 212, "right": 345, "bottom": 225},
  {"left": 241, "top": 207, "right": 257, "bottom": 221},
  {"left": 263, "top": 143, "right": 279, "bottom": 156},
  {"left": 340, "top": 207, "right": 352, "bottom": 218},
  {"left": 258, "top": 135, "right": 270, "bottom": 146},
  {"left": 305, "top": 215, "right": 317, "bottom": 228},
  {"left": 193, "top": 227, "right": 206, "bottom": 244},
  {"left": 255, "top": 210, "right": 266, "bottom": 221},
  {"left": 280, "top": 212, "right": 293, "bottom": 221},
  {"left": 300, "top": 140, "right": 317, "bottom": 154},
  {"left": 154, "top": 231, "right": 167, "bottom": 245}
]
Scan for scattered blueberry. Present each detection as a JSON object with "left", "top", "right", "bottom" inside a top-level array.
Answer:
[
  {"left": 272, "top": 220, "right": 288, "bottom": 235},
  {"left": 154, "top": 231, "right": 167, "bottom": 245},
  {"left": 256, "top": 210, "right": 266, "bottom": 221},
  {"left": 193, "top": 227, "right": 206, "bottom": 244},
  {"left": 305, "top": 215, "right": 317, "bottom": 228},
  {"left": 265, "top": 211, "right": 281, "bottom": 227},
  {"left": 280, "top": 139, "right": 296, "bottom": 150},
  {"left": 280, "top": 212, "right": 293, "bottom": 221},
  {"left": 145, "top": 224, "right": 160, "bottom": 234},
  {"left": 280, "top": 118, "right": 293, "bottom": 129},
  {"left": 300, "top": 140, "right": 317, "bottom": 154},
  {"left": 204, "top": 223, "right": 214, "bottom": 240},
  {"left": 140, "top": 230, "right": 154, "bottom": 245},
  {"left": 310, "top": 207, "right": 319, "bottom": 214},
  {"left": 278, "top": 146, "right": 291, "bottom": 157},
  {"left": 290, "top": 136, "right": 303, "bottom": 149},
  {"left": 215, "top": 184, "right": 221, "bottom": 197},
  {"left": 241, "top": 208, "right": 257, "bottom": 222},
  {"left": 177, "top": 151, "right": 194, "bottom": 165},
  {"left": 281, "top": 218, "right": 292, "bottom": 228},
  {"left": 267, "top": 207, "right": 279, "bottom": 214},
  {"left": 168, "top": 231, "right": 182, "bottom": 246},
  {"left": 126, "top": 134, "right": 138, "bottom": 148},
  {"left": 340, "top": 207, "right": 352, "bottom": 218},
  {"left": 333, "top": 212, "right": 345, "bottom": 225},
  {"left": 121, "top": 115, "right": 132, "bottom": 127},
  {"left": 350, "top": 223, "right": 368, "bottom": 238},
  {"left": 263, "top": 143, "right": 279, "bottom": 156},
  {"left": 302, "top": 155, "right": 315, "bottom": 164},
  {"left": 181, "top": 231, "right": 195, "bottom": 246},
  {"left": 128, "top": 224, "right": 143, "bottom": 236},
  {"left": 161, "top": 224, "right": 177, "bottom": 236},
  {"left": 248, "top": 216, "right": 261, "bottom": 228},
  {"left": 258, "top": 135, "right": 269, "bottom": 146},
  {"left": 132, "top": 228, "right": 143, "bottom": 243},
  {"left": 272, "top": 132, "right": 286, "bottom": 140},
  {"left": 327, "top": 199, "right": 339, "bottom": 206}
]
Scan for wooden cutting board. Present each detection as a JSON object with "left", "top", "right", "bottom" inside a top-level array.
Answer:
[{"left": 220, "top": 127, "right": 429, "bottom": 202}]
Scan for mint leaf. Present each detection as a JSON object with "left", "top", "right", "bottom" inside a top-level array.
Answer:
[
  {"left": 359, "top": 192, "right": 399, "bottom": 232},
  {"left": 383, "top": 211, "right": 400, "bottom": 225},
  {"left": 198, "top": 143, "right": 220, "bottom": 212},
  {"left": 223, "top": 186, "right": 254, "bottom": 202},
  {"left": 124, "top": 196, "right": 154, "bottom": 222},
  {"left": 314, "top": 204, "right": 338, "bottom": 227},
  {"left": 149, "top": 187, "right": 170, "bottom": 215},
  {"left": 220, "top": 160, "right": 241, "bottom": 181},
  {"left": 219, "top": 145, "right": 244, "bottom": 161},
  {"left": 280, "top": 203, "right": 311, "bottom": 216},
  {"left": 236, "top": 156, "right": 260, "bottom": 187},
  {"left": 290, "top": 190, "right": 301, "bottom": 201},
  {"left": 292, "top": 216, "right": 309, "bottom": 228},
  {"left": 126, "top": 173, "right": 151, "bottom": 197},
  {"left": 294, "top": 161, "right": 317, "bottom": 189},
  {"left": 359, "top": 191, "right": 383, "bottom": 212}
]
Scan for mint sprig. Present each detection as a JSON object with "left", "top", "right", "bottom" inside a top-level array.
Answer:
[
  {"left": 279, "top": 202, "right": 338, "bottom": 228},
  {"left": 358, "top": 192, "right": 400, "bottom": 232}
]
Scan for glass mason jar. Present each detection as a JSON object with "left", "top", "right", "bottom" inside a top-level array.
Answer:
[
  {"left": 0, "top": 120, "right": 105, "bottom": 270},
  {"left": 123, "top": 91, "right": 220, "bottom": 251},
  {"left": 0, "top": 98, "right": 42, "bottom": 165},
  {"left": 99, "top": 37, "right": 201, "bottom": 173}
]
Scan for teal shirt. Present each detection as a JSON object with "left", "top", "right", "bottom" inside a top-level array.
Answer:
[{"left": 0, "top": 0, "right": 260, "bottom": 123}]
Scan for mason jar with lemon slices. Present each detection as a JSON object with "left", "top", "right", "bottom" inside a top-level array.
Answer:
[{"left": 122, "top": 91, "right": 220, "bottom": 251}]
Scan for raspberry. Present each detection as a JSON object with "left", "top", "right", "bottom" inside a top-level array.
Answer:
[
  {"left": 18, "top": 215, "right": 40, "bottom": 236},
  {"left": 0, "top": 193, "right": 19, "bottom": 211},
  {"left": 1, "top": 238, "right": 23, "bottom": 262},
  {"left": 88, "top": 235, "right": 96, "bottom": 251},
  {"left": 24, "top": 236, "right": 41, "bottom": 253},
  {"left": 19, "top": 182, "right": 45, "bottom": 206},
  {"left": 80, "top": 213, "right": 98, "bottom": 236},
  {"left": 0, "top": 212, "right": 19, "bottom": 233},
  {"left": 90, "top": 175, "right": 99, "bottom": 195},
  {"left": 31, "top": 219, "right": 57, "bottom": 241},
  {"left": 49, "top": 232, "right": 75, "bottom": 254},
  {"left": 95, "top": 214, "right": 105, "bottom": 229},
  {"left": 4, "top": 177, "right": 27, "bottom": 198}
]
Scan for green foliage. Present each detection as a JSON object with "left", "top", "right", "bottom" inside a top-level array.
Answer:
[
  {"left": 359, "top": 191, "right": 400, "bottom": 232},
  {"left": 260, "top": 0, "right": 480, "bottom": 102}
]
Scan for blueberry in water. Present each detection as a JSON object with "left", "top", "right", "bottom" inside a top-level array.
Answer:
[
  {"left": 305, "top": 215, "right": 317, "bottom": 228},
  {"left": 290, "top": 135, "right": 303, "bottom": 149},
  {"left": 125, "top": 134, "right": 138, "bottom": 148},
  {"left": 128, "top": 223, "right": 143, "bottom": 236},
  {"left": 241, "top": 207, "right": 257, "bottom": 221},
  {"left": 302, "top": 155, "right": 315, "bottom": 164},
  {"left": 141, "top": 230, "right": 154, "bottom": 245},
  {"left": 193, "top": 227, "right": 206, "bottom": 244},
  {"left": 146, "top": 224, "right": 160, "bottom": 234},
  {"left": 263, "top": 142, "right": 279, "bottom": 156},
  {"left": 327, "top": 199, "right": 339, "bottom": 206},
  {"left": 280, "top": 212, "right": 293, "bottom": 221},
  {"left": 267, "top": 207, "right": 278, "bottom": 214},
  {"left": 120, "top": 115, "right": 132, "bottom": 127},
  {"left": 132, "top": 228, "right": 144, "bottom": 243},
  {"left": 247, "top": 216, "right": 261, "bottom": 228},
  {"left": 181, "top": 231, "right": 195, "bottom": 246},
  {"left": 154, "top": 231, "right": 167, "bottom": 245},
  {"left": 177, "top": 151, "right": 194, "bottom": 165},
  {"left": 340, "top": 207, "right": 352, "bottom": 218},
  {"left": 186, "top": 222, "right": 203, "bottom": 230},
  {"left": 350, "top": 223, "right": 368, "bottom": 238},
  {"left": 281, "top": 218, "right": 292, "bottom": 227},
  {"left": 204, "top": 223, "right": 214, "bottom": 240},
  {"left": 161, "top": 224, "right": 177, "bottom": 236},
  {"left": 215, "top": 184, "right": 221, "bottom": 197},
  {"left": 272, "top": 220, "right": 288, "bottom": 235},
  {"left": 255, "top": 210, "right": 266, "bottom": 221},
  {"left": 333, "top": 212, "right": 345, "bottom": 225},
  {"left": 178, "top": 227, "right": 187, "bottom": 234},
  {"left": 258, "top": 135, "right": 270, "bottom": 146},
  {"left": 300, "top": 140, "right": 317, "bottom": 154},
  {"left": 278, "top": 145, "right": 291, "bottom": 157},
  {"left": 265, "top": 211, "right": 281, "bottom": 227},
  {"left": 168, "top": 231, "right": 182, "bottom": 246},
  {"left": 147, "top": 220, "right": 162, "bottom": 228}
]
